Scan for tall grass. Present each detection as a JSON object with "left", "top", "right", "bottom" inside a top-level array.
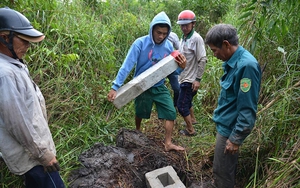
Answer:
[
  {"left": 236, "top": 0, "right": 300, "bottom": 187},
  {"left": 0, "top": 0, "right": 299, "bottom": 187}
]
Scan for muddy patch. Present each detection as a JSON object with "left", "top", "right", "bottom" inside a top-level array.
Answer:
[{"left": 68, "top": 128, "right": 213, "bottom": 188}]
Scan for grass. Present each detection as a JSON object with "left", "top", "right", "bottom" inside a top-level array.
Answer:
[{"left": 0, "top": 0, "right": 299, "bottom": 187}]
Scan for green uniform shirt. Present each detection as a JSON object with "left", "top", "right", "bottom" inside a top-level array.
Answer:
[{"left": 213, "top": 46, "right": 261, "bottom": 145}]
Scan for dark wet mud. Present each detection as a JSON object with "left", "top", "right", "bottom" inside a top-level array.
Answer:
[{"left": 68, "top": 128, "right": 214, "bottom": 188}]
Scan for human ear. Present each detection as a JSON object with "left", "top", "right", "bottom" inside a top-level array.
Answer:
[{"left": 223, "top": 40, "right": 230, "bottom": 48}]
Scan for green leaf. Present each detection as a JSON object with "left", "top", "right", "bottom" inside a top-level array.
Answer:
[
  {"left": 267, "top": 20, "right": 276, "bottom": 30},
  {"left": 239, "top": 12, "right": 252, "bottom": 20},
  {"left": 243, "top": 5, "right": 256, "bottom": 12}
]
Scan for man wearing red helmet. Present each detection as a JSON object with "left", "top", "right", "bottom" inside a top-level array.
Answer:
[
  {"left": 176, "top": 10, "right": 207, "bottom": 136},
  {"left": 0, "top": 7, "right": 65, "bottom": 187}
]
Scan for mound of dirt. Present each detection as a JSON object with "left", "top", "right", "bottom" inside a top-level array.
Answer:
[{"left": 68, "top": 128, "right": 211, "bottom": 188}]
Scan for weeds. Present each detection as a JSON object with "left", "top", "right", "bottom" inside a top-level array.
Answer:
[{"left": 0, "top": 0, "right": 299, "bottom": 187}]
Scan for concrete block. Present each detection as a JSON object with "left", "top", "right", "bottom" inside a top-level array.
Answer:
[
  {"left": 113, "top": 55, "right": 178, "bottom": 109},
  {"left": 145, "top": 166, "right": 186, "bottom": 188}
]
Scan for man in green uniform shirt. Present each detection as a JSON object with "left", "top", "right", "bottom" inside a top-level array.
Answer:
[{"left": 205, "top": 24, "right": 261, "bottom": 188}]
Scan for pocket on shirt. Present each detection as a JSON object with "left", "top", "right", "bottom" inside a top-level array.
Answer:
[{"left": 220, "top": 79, "right": 235, "bottom": 100}]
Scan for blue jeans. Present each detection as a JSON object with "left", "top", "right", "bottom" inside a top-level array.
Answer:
[
  {"left": 167, "top": 72, "right": 180, "bottom": 107},
  {"left": 213, "top": 133, "right": 238, "bottom": 188},
  {"left": 177, "top": 82, "right": 197, "bottom": 117},
  {"left": 24, "top": 165, "right": 65, "bottom": 188}
]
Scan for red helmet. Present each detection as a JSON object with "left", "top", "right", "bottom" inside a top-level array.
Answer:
[{"left": 177, "top": 10, "right": 196, "bottom": 25}]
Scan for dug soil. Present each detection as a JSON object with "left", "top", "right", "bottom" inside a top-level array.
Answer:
[{"left": 68, "top": 128, "right": 214, "bottom": 188}]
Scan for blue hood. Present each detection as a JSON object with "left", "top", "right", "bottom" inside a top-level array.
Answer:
[
  {"left": 149, "top": 11, "right": 172, "bottom": 45},
  {"left": 112, "top": 11, "right": 174, "bottom": 91}
]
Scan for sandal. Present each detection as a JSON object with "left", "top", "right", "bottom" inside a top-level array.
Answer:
[
  {"left": 179, "top": 129, "right": 197, "bottom": 137},
  {"left": 180, "top": 121, "right": 198, "bottom": 126}
]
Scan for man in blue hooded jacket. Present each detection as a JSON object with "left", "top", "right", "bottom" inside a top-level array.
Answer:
[{"left": 107, "top": 12, "right": 186, "bottom": 152}]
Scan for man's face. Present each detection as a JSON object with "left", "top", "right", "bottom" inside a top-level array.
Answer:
[
  {"left": 180, "top": 22, "right": 194, "bottom": 36},
  {"left": 0, "top": 33, "right": 30, "bottom": 59},
  {"left": 13, "top": 35, "right": 30, "bottom": 59},
  {"left": 152, "top": 26, "right": 168, "bottom": 44},
  {"left": 208, "top": 42, "right": 230, "bottom": 61}
]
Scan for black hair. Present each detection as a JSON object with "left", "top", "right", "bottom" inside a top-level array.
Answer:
[{"left": 153, "top": 23, "right": 170, "bottom": 30}]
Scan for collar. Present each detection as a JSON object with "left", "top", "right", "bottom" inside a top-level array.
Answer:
[
  {"left": 224, "top": 46, "right": 245, "bottom": 69},
  {"left": 181, "top": 29, "right": 194, "bottom": 41},
  {"left": 0, "top": 53, "right": 25, "bottom": 68}
]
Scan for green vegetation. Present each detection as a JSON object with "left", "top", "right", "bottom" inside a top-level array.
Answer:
[{"left": 0, "top": 0, "right": 299, "bottom": 187}]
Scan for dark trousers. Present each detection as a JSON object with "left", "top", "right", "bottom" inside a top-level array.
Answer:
[
  {"left": 213, "top": 133, "right": 238, "bottom": 188},
  {"left": 167, "top": 72, "right": 180, "bottom": 107},
  {"left": 24, "top": 165, "right": 65, "bottom": 188},
  {"left": 177, "top": 82, "right": 197, "bottom": 117}
]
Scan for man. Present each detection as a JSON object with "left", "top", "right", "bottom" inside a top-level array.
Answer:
[
  {"left": 205, "top": 24, "right": 261, "bottom": 187},
  {"left": 176, "top": 10, "right": 207, "bottom": 136},
  {"left": 107, "top": 12, "right": 186, "bottom": 152},
  {"left": 0, "top": 7, "right": 65, "bottom": 188},
  {"left": 167, "top": 31, "right": 180, "bottom": 107}
]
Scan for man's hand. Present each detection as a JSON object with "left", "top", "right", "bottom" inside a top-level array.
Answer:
[
  {"left": 174, "top": 53, "right": 187, "bottom": 69},
  {"left": 107, "top": 89, "right": 117, "bottom": 102},
  {"left": 44, "top": 157, "right": 60, "bottom": 172},
  {"left": 192, "top": 80, "right": 200, "bottom": 92},
  {"left": 224, "top": 139, "right": 239, "bottom": 154}
]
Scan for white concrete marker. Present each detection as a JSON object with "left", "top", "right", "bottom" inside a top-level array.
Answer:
[
  {"left": 113, "top": 54, "right": 179, "bottom": 109},
  {"left": 145, "top": 166, "right": 186, "bottom": 188}
]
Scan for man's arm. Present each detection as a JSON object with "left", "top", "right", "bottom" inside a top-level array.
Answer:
[
  {"left": 0, "top": 75, "right": 56, "bottom": 166},
  {"left": 229, "top": 63, "right": 261, "bottom": 145},
  {"left": 112, "top": 42, "right": 140, "bottom": 91}
]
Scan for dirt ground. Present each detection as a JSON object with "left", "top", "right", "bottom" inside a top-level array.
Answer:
[{"left": 68, "top": 128, "right": 214, "bottom": 188}]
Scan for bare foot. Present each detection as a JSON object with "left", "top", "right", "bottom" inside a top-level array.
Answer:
[{"left": 164, "top": 143, "right": 185, "bottom": 152}]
